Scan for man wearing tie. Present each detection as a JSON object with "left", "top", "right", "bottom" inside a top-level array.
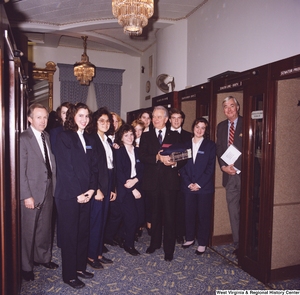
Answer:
[
  {"left": 139, "top": 106, "right": 183, "bottom": 261},
  {"left": 20, "top": 103, "right": 58, "bottom": 281},
  {"left": 216, "top": 96, "right": 243, "bottom": 256}
]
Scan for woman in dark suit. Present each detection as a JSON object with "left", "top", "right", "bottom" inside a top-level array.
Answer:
[
  {"left": 180, "top": 118, "right": 216, "bottom": 255},
  {"left": 50, "top": 102, "right": 71, "bottom": 155},
  {"left": 50, "top": 101, "right": 71, "bottom": 248},
  {"left": 87, "top": 107, "right": 116, "bottom": 269},
  {"left": 114, "top": 124, "right": 144, "bottom": 256},
  {"left": 54, "top": 103, "right": 98, "bottom": 289}
]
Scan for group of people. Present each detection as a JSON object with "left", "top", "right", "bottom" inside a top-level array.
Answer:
[{"left": 20, "top": 96, "right": 242, "bottom": 290}]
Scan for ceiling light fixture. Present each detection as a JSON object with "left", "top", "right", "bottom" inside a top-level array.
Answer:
[
  {"left": 112, "top": 0, "right": 154, "bottom": 36},
  {"left": 74, "top": 36, "right": 95, "bottom": 85}
]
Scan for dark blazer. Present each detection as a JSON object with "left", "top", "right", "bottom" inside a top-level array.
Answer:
[
  {"left": 139, "top": 128, "right": 183, "bottom": 191},
  {"left": 91, "top": 133, "right": 115, "bottom": 196},
  {"left": 115, "top": 146, "right": 143, "bottom": 203},
  {"left": 216, "top": 115, "right": 243, "bottom": 187},
  {"left": 179, "top": 129, "right": 192, "bottom": 144},
  {"left": 54, "top": 130, "right": 98, "bottom": 200},
  {"left": 20, "top": 127, "right": 56, "bottom": 202},
  {"left": 49, "top": 125, "right": 63, "bottom": 155},
  {"left": 180, "top": 138, "right": 216, "bottom": 195}
]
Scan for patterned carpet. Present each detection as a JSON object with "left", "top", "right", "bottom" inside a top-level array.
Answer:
[{"left": 20, "top": 231, "right": 300, "bottom": 295}]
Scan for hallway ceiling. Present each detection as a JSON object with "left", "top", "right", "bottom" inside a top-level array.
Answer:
[{"left": 6, "top": 0, "right": 208, "bottom": 57}]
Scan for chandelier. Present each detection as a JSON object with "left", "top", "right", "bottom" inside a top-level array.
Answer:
[
  {"left": 74, "top": 36, "right": 95, "bottom": 85},
  {"left": 112, "top": 0, "right": 154, "bottom": 36}
]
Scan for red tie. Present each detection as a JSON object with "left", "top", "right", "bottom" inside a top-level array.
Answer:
[{"left": 228, "top": 122, "right": 235, "bottom": 146}]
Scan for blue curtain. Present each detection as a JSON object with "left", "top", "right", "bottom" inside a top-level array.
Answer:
[
  {"left": 58, "top": 64, "right": 88, "bottom": 104},
  {"left": 58, "top": 63, "right": 124, "bottom": 113}
]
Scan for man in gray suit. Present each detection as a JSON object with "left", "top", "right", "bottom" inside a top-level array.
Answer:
[
  {"left": 216, "top": 96, "right": 243, "bottom": 257},
  {"left": 20, "top": 103, "right": 58, "bottom": 281}
]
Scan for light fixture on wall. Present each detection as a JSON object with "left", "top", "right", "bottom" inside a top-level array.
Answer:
[
  {"left": 74, "top": 36, "right": 95, "bottom": 85},
  {"left": 112, "top": 0, "right": 154, "bottom": 36}
]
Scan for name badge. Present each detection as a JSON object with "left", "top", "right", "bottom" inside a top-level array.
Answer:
[
  {"left": 136, "top": 159, "right": 140, "bottom": 163},
  {"left": 197, "top": 150, "right": 204, "bottom": 154},
  {"left": 86, "top": 145, "right": 92, "bottom": 150}
]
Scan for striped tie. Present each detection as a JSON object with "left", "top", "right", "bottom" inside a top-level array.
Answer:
[
  {"left": 228, "top": 122, "right": 235, "bottom": 146},
  {"left": 41, "top": 132, "right": 52, "bottom": 179},
  {"left": 158, "top": 130, "right": 163, "bottom": 145}
]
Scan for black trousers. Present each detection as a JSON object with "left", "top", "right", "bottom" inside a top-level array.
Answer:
[
  {"left": 55, "top": 197, "right": 90, "bottom": 282},
  {"left": 147, "top": 188, "right": 177, "bottom": 256}
]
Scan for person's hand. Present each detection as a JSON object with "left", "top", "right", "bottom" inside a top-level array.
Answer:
[
  {"left": 95, "top": 189, "right": 104, "bottom": 201},
  {"left": 159, "top": 153, "right": 176, "bottom": 166},
  {"left": 77, "top": 189, "right": 94, "bottom": 203},
  {"left": 110, "top": 191, "right": 117, "bottom": 201},
  {"left": 221, "top": 164, "right": 236, "bottom": 175},
  {"left": 24, "top": 197, "right": 35, "bottom": 209},
  {"left": 113, "top": 143, "right": 120, "bottom": 149},
  {"left": 124, "top": 178, "right": 138, "bottom": 188},
  {"left": 132, "top": 189, "right": 141, "bottom": 199},
  {"left": 188, "top": 183, "right": 200, "bottom": 191}
]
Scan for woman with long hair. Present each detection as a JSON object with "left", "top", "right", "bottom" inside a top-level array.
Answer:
[
  {"left": 87, "top": 107, "right": 116, "bottom": 269},
  {"left": 54, "top": 103, "right": 98, "bottom": 289},
  {"left": 50, "top": 101, "right": 71, "bottom": 155}
]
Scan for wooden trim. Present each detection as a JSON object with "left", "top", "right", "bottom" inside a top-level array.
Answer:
[
  {"left": 32, "top": 61, "right": 56, "bottom": 111},
  {"left": 270, "top": 264, "right": 300, "bottom": 282}
]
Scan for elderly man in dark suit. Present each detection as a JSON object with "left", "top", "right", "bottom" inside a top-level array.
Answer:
[
  {"left": 216, "top": 96, "right": 243, "bottom": 256},
  {"left": 20, "top": 103, "right": 58, "bottom": 282},
  {"left": 139, "top": 106, "right": 184, "bottom": 261},
  {"left": 168, "top": 108, "right": 192, "bottom": 244}
]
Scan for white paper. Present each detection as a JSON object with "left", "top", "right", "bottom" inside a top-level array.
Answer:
[{"left": 221, "top": 145, "right": 242, "bottom": 174}]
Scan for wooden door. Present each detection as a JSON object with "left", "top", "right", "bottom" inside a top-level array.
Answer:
[
  {"left": 239, "top": 64, "right": 273, "bottom": 283},
  {"left": 0, "top": 5, "right": 26, "bottom": 294}
]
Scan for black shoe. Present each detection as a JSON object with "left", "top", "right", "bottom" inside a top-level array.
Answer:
[
  {"left": 87, "top": 258, "right": 103, "bottom": 269},
  {"left": 105, "top": 239, "right": 118, "bottom": 246},
  {"left": 176, "top": 236, "right": 184, "bottom": 244},
  {"left": 102, "top": 245, "right": 109, "bottom": 253},
  {"left": 124, "top": 246, "right": 140, "bottom": 256},
  {"left": 195, "top": 250, "right": 205, "bottom": 255},
  {"left": 164, "top": 253, "right": 173, "bottom": 261},
  {"left": 98, "top": 256, "right": 113, "bottom": 264},
  {"left": 182, "top": 240, "right": 195, "bottom": 249},
  {"left": 34, "top": 261, "right": 59, "bottom": 269},
  {"left": 64, "top": 278, "right": 85, "bottom": 289},
  {"left": 76, "top": 270, "right": 94, "bottom": 279},
  {"left": 146, "top": 246, "right": 157, "bottom": 254},
  {"left": 232, "top": 248, "right": 239, "bottom": 256},
  {"left": 22, "top": 270, "right": 34, "bottom": 281}
]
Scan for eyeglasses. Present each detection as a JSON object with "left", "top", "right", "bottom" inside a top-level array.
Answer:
[{"left": 98, "top": 119, "right": 110, "bottom": 124}]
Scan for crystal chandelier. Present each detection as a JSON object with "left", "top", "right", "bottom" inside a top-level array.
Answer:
[
  {"left": 112, "top": 0, "right": 154, "bottom": 36},
  {"left": 74, "top": 36, "right": 95, "bottom": 85}
]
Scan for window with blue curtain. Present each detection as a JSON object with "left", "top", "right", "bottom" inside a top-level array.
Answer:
[{"left": 58, "top": 63, "right": 124, "bottom": 114}]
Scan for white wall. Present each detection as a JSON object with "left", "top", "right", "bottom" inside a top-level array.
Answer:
[
  {"left": 156, "top": 19, "right": 188, "bottom": 94},
  {"left": 32, "top": 46, "right": 140, "bottom": 121},
  {"left": 139, "top": 43, "right": 156, "bottom": 109},
  {"left": 187, "top": 0, "right": 300, "bottom": 85}
]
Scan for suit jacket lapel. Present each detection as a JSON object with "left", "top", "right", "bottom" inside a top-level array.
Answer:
[
  {"left": 150, "top": 129, "right": 161, "bottom": 149},
  {"left": 194, "top": 138, "right": 206, "bottom": 163},
  {"left": 27, "top": 127, "right": 45, "bottom": 163}
]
